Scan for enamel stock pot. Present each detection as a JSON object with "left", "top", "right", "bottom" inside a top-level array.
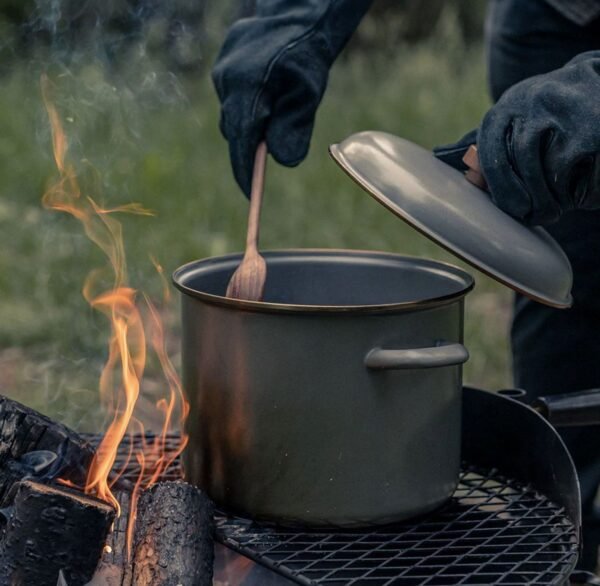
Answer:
[
  {"left": 174, "top": 250, "right": 473, "bottom": 526},
  {"left": 173, "top": 132, "right": 574, "bottom": 526}
]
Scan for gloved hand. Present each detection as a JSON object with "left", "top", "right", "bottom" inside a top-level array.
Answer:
[
  {"left": 212, "top": 0, "right": 373, "bottom": 196},
  {"left": 434, "top": 51, "right": 600, "bottom": 226}
]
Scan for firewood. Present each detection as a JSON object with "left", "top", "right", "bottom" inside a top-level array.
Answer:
[
  {"left": 0, "top": 395, "right": 95, "bottom": 503},
  {"left": 131, "top": 481, "right": 214, "bottom": 586},
  {"left": 90, "top": 490, "right": 133, "bottom": 586},
  {"left": 0, "top": 480, "right": 115, "bottom": 585},
  {"left": 90, "top": 484, "right": 214, "bottom": 586}
]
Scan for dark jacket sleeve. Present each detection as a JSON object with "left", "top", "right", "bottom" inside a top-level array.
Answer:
[{"left": 543, "top": 0, "right": 600, "bottom": 26}]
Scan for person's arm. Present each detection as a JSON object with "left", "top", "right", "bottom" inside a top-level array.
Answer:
[
  {"left": 435, "top": 51, "right": 600, "bottom": 225},
  {"left": 213, "top": 0, "right": 374, "bottom": 196}
]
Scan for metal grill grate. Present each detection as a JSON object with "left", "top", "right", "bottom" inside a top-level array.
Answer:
[
  {"left": 215, "top": 465, "right": 578, "bottom": 586},
  {"left": 90, "top": 434, "right": 578, "bottom": 585},
  {"left": 85, "top": 432, "right": 184, "bottom": 485}
]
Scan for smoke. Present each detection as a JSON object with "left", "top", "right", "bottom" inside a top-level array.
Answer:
[
  {"left": 23, "top": 0, "right": 206, "bottom": 69},
  {"left": 25, "top": 3, "right": 204, "bottom": 167},
  {"left": 0, "top": 1, "right": 244, "bottom": 430}
]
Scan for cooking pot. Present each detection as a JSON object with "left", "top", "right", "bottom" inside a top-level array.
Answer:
[
  {"left": 174, "top": 133, "right": 576, "bottom": 526},
  {"left": 173, "top": 249, "right": 473, "bottom": 526}
]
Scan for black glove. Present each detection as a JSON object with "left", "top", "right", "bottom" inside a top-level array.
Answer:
[
  {"left": 212, "top": 0, "right": 373, "bottom": 196},
  {"left": 434, "top": 51, "right": 600, "bottom": 226}
]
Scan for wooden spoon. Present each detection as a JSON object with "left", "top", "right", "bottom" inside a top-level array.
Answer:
[
  {"left": 462, "top": 145, "right": 488, "bottom": 191},
  {"left": 226, "top": 142, "right": 268, "bottom": 301}
]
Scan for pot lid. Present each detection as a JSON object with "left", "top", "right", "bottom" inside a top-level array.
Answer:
[{"left": 329, "top": 131, "right": 573, "bottom": 309}]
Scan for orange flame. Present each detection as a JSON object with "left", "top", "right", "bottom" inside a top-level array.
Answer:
[
  {"left": 86, "top": 288, "right": 145, "bottom": 510},
  {"left": 41, "top": 73, "right": 188, "bottom": 536}
]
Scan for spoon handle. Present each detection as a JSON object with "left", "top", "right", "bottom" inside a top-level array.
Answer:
[
  {"left": 246, "top": 142, "right": 268, "bottom": 253},
  {"left": 462, "top": 145, "right": 488, "bottom": 191}
]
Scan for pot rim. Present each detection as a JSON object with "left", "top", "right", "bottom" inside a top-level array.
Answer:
[{"left": 172, "top": 248, "right": 475, "bottom": 315}]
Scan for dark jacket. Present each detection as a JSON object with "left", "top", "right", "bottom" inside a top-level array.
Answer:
[{"left": 546, "top": 0, "right": 600, "bottom": 25}]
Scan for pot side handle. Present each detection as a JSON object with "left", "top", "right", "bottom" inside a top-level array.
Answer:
[{"left": 365, "top": 343, "right": 469, "bottom": 370}]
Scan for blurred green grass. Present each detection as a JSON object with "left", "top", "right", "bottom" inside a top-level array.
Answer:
[{"left": 0, "top": 30, "right": 512, "bottom": 430}]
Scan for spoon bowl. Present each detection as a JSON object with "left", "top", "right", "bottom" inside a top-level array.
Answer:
[{"left": 226, "top": 251, "right": 267, "bottom": 300}]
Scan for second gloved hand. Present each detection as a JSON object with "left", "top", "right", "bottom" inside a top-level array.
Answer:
[
  {"left": 213, "top": 0, "right": 372, "bottom": 196},
  {"left": 434, "top": 51, "right": 600, "bottom": 226}
]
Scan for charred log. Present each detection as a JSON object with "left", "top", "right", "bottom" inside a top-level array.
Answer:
[
  {"left": 0, "top": 480, "right": 115, "bottom": 586},
  {"left": 89, "top": 483, "right": 214, "bottom": 586},
  {"left": 131, "top": 481, "right": 214, "bottom": 586},
  {"left": 90, "top": 490, "right": 133, "bottom": 586},
  {"left": 0, "top": 395, "right": 95, "bottom": 503}
]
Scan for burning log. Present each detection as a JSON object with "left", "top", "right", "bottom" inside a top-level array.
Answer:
[
  {"left": 0, "top": 395, "right": 95, "bottom": 502},
  {"left": 92, "top": 482, "right": 214, "bottom": 586},
  {"left": 131, "top": 481, "right": 214, "bottom": 586},
  {"left": 90, "top": 491, "right": 133, "bottom": 586},
  {"left": 0, "top": 479, "right": 115, "bottom": 586}
]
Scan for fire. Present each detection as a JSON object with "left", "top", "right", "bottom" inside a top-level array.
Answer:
[
  {"left": 41, "top": 73, "right": 189, "bottom": 535},
  {"left": 86, "top": 288, "right": 144, "bottom": 510}
]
